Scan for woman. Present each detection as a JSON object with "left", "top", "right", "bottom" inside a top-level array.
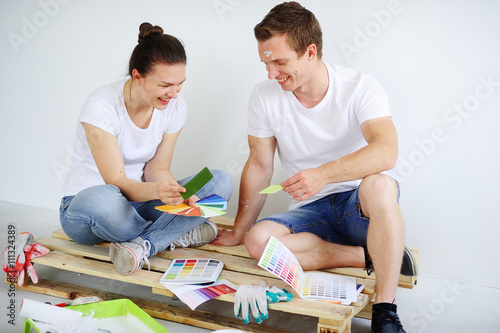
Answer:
[{"left": 60, "top": 23, "right": 232, "bottom": 275}]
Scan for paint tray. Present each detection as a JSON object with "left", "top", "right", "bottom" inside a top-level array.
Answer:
[{"left": 24, "top": 298, "right": 168, "bottom": 333}]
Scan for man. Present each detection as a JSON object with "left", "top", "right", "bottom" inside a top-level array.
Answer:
[{"left": 213, "top": 2, "right": 416, "bottom": 332}]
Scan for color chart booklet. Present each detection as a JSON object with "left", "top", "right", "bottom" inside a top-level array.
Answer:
[
  {"left": 160, "top": 258, "right": 224, "bottom": 285},
  {"left": 258, "top": 236, "right": 358, "bottom": 304},
  {"left": 165, "top": 279, "right": 237, "bottom": 310}
]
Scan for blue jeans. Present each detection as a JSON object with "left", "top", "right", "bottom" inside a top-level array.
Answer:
[
  {"left": 59, "top": 170, "right": 232, "bottom": 256},
  {"left": 258, "top": 182, "right": 399, "bottom": 246}
]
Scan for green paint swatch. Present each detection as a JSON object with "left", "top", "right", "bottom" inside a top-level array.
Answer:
[{"left": 181, "top": 167, "right": 213, "bottom": 200}]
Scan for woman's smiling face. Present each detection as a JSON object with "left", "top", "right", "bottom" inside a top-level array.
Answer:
[{"left": 135, "top": 62, "right": 186, "bottom": 109}]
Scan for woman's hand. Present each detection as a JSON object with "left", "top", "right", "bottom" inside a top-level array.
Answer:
[
  {"left": 184, "top": 195, "right": 200, "bottom": 207},
  {"left": 157, "top": 180, "right": 186, "bottom": 205}
]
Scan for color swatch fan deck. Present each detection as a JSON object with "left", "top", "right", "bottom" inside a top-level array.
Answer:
[{"left": 155, "top": 194, "right": 227, "bottom": 217}]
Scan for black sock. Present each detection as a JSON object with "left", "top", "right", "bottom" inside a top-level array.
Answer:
[{"left": 373, "top": 302, "right": 397, "bottom": 313}]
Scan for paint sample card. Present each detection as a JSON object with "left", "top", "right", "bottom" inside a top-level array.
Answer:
[
  {"left": 259, "top": 184, "right": 284, "bottom": 194},
  {"left": 258, "top": 236, "right": 302, "bottom": 292},
  {"left": 165, "top": 279, "right": 237, "bottom": 310},
  {"left": 181, "top": 167, "right": 213, "bottom": 200},
  {"left": 155, "top": 194, "right": 227, "bottom": 217},
  {"left": 160, "top": 259, "right": 224, "bottom": 285},
  {"left": 258, "top": 236, "right": 358, "bottom": 303}
]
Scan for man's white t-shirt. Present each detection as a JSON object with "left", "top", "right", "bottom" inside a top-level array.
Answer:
[
  {"left": 63, "top": 79, "right": 187, "bottom": 197},
  {"left": 247, "top": 63, "right": 391, "bottom": 210}
]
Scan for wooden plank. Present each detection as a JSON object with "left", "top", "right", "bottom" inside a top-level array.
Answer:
[
  {"left": 205, "top": 216, "right": 419, "bottom": 288},
  {"left": 28, "top": 230, "right": 395, "bottom": 332},
  {"left": 355, "top": 298, "right": 374, "bottom": 320},
  {"left": 52, "top": 229, "right": 72, "bottom": 240},
  {"left": 49, "top": 228, "right": 417, "bottom": 288},
  {"left": 18, "top": 279, "right": 290, "bottom": 333},
  {"left": 31, "top": 251, "right": 364, "bottom": 321},
  {"left": 156, "top": 247, "right": 376, "bottom": 292},
  {"left": 210, "top": 215, "right": 236, "bottom": 229},
  {"left": 31, "top": 252, "right": 168, "bottom": 289},
  {"left": 40, "top": 234, "right": 376, "bottom": 293},
  {"left": 39, "top": 235, "right": 373, "bottom": 300},
  {"left": 153, "top": 286, "right": 364, "bottom": 322},
  {"left": 197, "top": 244, "right": 418, "bottom": 289},
  {"left": 34, "top": 237, "right": 173, "bottom": 275},
  {"left": 36, "top": 237, "right": 109, "bottom": 260},
  {"left": 318, "top": 320, "right": 351, "bottom": 333}
]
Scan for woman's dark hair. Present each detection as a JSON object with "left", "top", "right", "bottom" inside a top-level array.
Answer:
[
  {"left": 254, "top": 1, "right": 323, "bottom": 59},
  {"left": 128, "top": 22, "right": 187, "bottom": 76}
]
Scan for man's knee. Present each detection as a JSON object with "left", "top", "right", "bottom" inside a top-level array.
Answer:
[
  {"left": 245, "top": 221, "right": 286, "bottom": 260},
  {"left": 245, "top": 226, "right": 267, "bottom": 260},
  {"left": 359, "top": 175, "right": 399, "bottom": 217},
  {"left": 360, "top": 175, "right": 398, "bottom": 200}
]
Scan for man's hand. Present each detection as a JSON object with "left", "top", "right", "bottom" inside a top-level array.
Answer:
[
  {"left": 281, "top": 167, "right": 326, "bottom": 201},
  {"left": 157, "top": 180, "right": 187, "bottom": 206},
  {"left": 212, "top": 229, "right": 245, "bottom": 246}
]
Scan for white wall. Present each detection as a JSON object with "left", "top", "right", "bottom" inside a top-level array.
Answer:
[{"left": 1, "top": 0, "right": 499, "bottom": 288}]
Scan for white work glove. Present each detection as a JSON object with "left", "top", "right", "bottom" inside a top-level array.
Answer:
[{"left": 234, "top": 281, "right": 293, "bottom": 324}]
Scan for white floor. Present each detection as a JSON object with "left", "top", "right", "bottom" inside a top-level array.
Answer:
[{"left": 1, "top": 201, "right": 499, "bottom": 333}]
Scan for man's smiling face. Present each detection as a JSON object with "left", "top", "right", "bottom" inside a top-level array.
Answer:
[{"left": 258, "top": 34, "right": 311, "bottom": 92}]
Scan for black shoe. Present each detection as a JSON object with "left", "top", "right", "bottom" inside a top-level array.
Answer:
[
  {"left": 363, "top": 246, "right": 418, "bottom": 277},
  {"left": 400, "top": 247, "right": 417, "bottom": 277},
  {"left": 371, "top": 304, "right": 406, "bottom": 333}
]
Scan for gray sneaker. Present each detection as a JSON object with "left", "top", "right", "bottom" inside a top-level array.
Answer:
[
  {"left": 171, "top": 220, "right": 218, "bottom": 250},
  {"left": 109, "top": 239, "right": 151, "bottom": 275}
]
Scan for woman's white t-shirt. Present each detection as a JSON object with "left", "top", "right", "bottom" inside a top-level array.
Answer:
[
  {"left": 63, "top": 79, "right": 187, "bottom": 196},
  {"left": 247, "top": 63, "right": 391, "bottom": 210}
]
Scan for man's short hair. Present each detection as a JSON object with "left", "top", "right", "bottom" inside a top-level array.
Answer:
[{"left": 254, "top": 1, "right": 323, "bottom": 59}]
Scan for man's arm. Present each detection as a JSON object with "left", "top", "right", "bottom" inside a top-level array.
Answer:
[
  {"left": 84, "top": 123, "right": 186, "bottom": 205},
  {"left": 212, "top": 135, "right": 276, "bottom": 245},
  {"left": 281, "top": 116, "right": 398, "bottom": 201}
]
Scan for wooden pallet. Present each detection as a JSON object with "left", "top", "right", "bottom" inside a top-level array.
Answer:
[{"left": 20, "top": 216, "right": 419, "bottom": 333}]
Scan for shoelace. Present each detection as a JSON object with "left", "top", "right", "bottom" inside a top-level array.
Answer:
[
  {"left": 138, "top": 240, "right": 151, "bottom": 271},
  {"left": 170, "top": 227, "right": 200, "bottom": 250},
  {"left": 376, "top": 309, "right": 405, "bottom": 332}
]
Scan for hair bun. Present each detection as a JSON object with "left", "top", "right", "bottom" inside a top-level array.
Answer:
[{"left": 138, "top": 22, "right": 164, "bottom": 43}]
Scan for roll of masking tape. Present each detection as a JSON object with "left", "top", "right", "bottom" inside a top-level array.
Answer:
[{"left": 19, "top": 298, "right": 83, "bottom": 325}]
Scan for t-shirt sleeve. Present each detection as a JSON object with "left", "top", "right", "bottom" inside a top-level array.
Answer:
[
  {"left": 79, "top": 90, "right": 120, "bottom": 136},
  {"left": 165, "top": 97, "right": 187, "bottom": 133},
  {"left": 247, "top": 85, "right": 274, "bottom": 138},
  {"left": 353, "top": 75, "right": 391, "bottom": 125}
]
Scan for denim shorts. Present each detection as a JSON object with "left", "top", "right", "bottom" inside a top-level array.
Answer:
[{"left": 258, "top": 183, "right": 399, "bottom": 246}]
